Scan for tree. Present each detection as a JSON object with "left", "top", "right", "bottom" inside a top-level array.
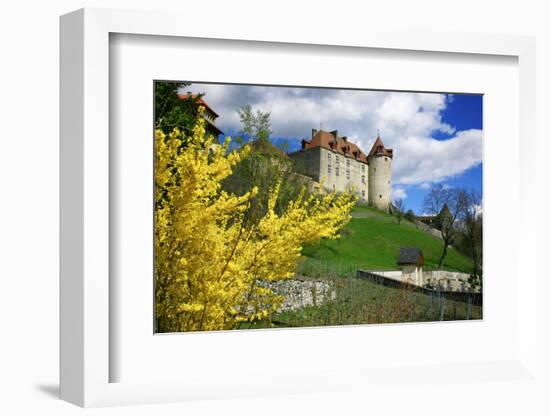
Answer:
[
  {"left": 422, "top": 184, "right": 467, "bottom": 270},
  {"left": 154, "top": 110, "right": 356, "bottom": 332},
  {"left": 393, "top": 198, "right": 405, "bottom": 225},
  {"left": 224, "top": 105, "right": 306, "bottom": 225},
  {"left": 154, "top": 81, "right": 201, "bottom": 135},
  {"left": 461, "top": 189, "right": 483, "bottom": 284},
  {"left": 237, "top": 104, "right": 273, "bottom": 142},
  {"left": 405, "top": 209, "right": 416, "bottom": 223}
]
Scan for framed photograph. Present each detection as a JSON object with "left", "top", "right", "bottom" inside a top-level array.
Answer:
[{"left": 60, "top": 8, "right": 537, "bottom": 408}]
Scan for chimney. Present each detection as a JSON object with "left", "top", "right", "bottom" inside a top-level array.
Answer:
[
  {"left": 330, "top": 130, "right": 338, "bottom": 138},
  {"left": 312, "top": 129, "right": 318, "bottom": 138},
  {"left": 342, "top": 136, "right": 347, "bottom": 142}
]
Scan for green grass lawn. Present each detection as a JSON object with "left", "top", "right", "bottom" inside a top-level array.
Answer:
[{"left": 301, "top": 205, "right": 474, "bottom": 274}]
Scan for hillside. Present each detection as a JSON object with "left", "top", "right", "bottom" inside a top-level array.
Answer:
[{"left": 300, "top": 204, "right": 474, "bottom": 275}]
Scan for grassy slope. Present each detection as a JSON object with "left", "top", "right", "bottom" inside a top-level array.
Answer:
[{"left": 301, "top": 205, "right": 474, "bottom": 274}]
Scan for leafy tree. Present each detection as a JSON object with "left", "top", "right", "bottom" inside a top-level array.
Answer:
[
  {"left": 154, "top": 81, "right": 201, "bottom": 135},
  {"left": 224, "top": 105, "right": 306, "bottom": 225},
  {"left": 154, "top": 111, "right": 356, "bottom": 332},
  {"left": 237, "top": 104, "right": 273, "bottom": 142},
  {"left": 423, "top": 184, "right": 467, "bottom": 270}
]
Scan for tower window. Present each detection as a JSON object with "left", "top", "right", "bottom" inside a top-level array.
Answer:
[
  {"left": 361, "top": 175, "right": 365, "bottom": 184},
  {"left": 379, "top": 195, "right": 382, "bottom": 199},
  {"left": 388, "top": 180, "right": 390, "bottom": 184},
  {"left": 346, "top": 169, "right": 350, "bottom": 179},
  {"left": 336, "top": 167, "right": 339, "bottom": 176},
  {"left": 362, "top": 190, "right": 365, "bottom": 198},
  {"left": 373, "top": 168, "right": 376, "bottom": 172},
  {"left": 385, "top": 157, "right": 388, "bottom": 162},
  {"left": 328, "top": 164, "right": 332, "bottom": 174}
]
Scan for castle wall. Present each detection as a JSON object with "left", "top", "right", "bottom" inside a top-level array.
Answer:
[
  {"left": 318, "top": 147, "right": 368, "bottom": 200},
  {"left": 289, "top": 147, "right": 322, "bottom": 181},
  {"left": 289, "top": 146, "right": 369, "bottom": 202},
  {"left": 368, "top": 155, "right": 392, "bottom": 211}
]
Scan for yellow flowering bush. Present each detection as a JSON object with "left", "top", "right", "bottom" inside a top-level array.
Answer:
[{"left": 155, "top": 110, "right": 356, "bottom": 332}]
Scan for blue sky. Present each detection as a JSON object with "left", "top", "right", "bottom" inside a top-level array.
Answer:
[
  {"left": 182, "top": 83, "right": 483, "bottom": 214},
  {"left": 399, "top": 94, "right": 483, "bottom": 214}
]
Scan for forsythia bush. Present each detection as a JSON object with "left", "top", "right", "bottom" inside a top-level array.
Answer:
[{"left": 155, "top": 110, "right": 356, "bottom": 332}]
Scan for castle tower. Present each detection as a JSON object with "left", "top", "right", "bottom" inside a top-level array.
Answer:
[{"left": 367, "top": 134, "right": 393, "bottom": 212}]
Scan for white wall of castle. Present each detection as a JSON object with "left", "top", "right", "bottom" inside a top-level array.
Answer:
[
  {"left": 290, "top": 147, "right": 369, "bottom": 202},
  {"left": 368, "top": 155, "right": 392, "bottom": 211}
]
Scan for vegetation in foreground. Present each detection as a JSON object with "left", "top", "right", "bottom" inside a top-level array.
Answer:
[
  {"left": 154, "top": 112, "right": 356, "bottom": 333},
  {"left": 240, "top": 275, "right": 482, "bottom": 330}
]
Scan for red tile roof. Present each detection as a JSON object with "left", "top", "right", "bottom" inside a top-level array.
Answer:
[
  {"left": 367, "top": 136, "right": 393, "bottom": 159},
  {"left": 177, "top": 93, "right": 219, "bottom": 118},
  {"left": 301, "top": 129, "right": 369, "bottom": 164}
]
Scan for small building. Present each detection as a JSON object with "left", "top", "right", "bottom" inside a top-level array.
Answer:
[
  {"left": 397, "top": 247, "right": 424, "bottom": 286},
  {"left": 178, "top": 93, "right": 224, "bottom": 138}
]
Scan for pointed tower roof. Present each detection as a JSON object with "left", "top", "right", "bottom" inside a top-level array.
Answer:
[{"left": 367, "top": 134, "right": 393, "bottom": 158}]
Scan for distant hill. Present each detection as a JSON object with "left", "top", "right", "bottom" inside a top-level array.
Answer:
[{"left": 301, "top": 204, "right": 474, "bottom": 274}]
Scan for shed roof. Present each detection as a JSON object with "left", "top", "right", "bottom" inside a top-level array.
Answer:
[{"left": 397, "top": 247, "right": 424, "bottom": 265}]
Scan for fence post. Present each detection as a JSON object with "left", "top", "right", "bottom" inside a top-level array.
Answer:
[{"left": 439, "top": 294, "right": 446, "bottom": 321}]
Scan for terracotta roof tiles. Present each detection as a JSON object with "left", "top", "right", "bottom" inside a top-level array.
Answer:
[{"left": 301, "top": 130, "right": 369, "bottom": 164}]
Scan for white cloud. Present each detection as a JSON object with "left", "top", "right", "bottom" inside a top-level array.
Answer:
[
  {"left": 182, "top": 84, "right": 482, "bottom": 186},
  {"left": 391, "top": 187, "right": 407, "bottom": 202}
]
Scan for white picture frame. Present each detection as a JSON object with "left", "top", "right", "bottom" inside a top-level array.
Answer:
[{"left": 60, "top": 7, "right": 538, "bottom": 408}]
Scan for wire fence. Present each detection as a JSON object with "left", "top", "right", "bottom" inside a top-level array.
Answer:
[{"left": 269, "top": 270, "right": 482, "bottom": 328}]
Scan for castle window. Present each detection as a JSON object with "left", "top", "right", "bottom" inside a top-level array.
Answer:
[
  {"left": 346, "top": 159, "right": 350, "bottom": 167},
  {"left": 336, "top": 155, "right": 340, "bottom": 164},
  {"left": 336, "top": 167, "right": 339, "bottom": 176},
  {"left": 362, "top": 190, "right": 365, "bottom": 199},
  {"left": 328, "top": 164, "right": 332, "bottom": 174},
  {"left": 385, "top": 157, "right": 388, "bottom": 162},
  {"left": 346, "top": 169, "right": 350, "bottom": 179},
  {"left": 374, "top": 168, "right": 376, "bottom": 172},
  {"left": 388, "top": 180, "right": 390, "bottom": 184},
  {"left": 328, "top": 152, "right": 331, "bottom": 161},
  {"left": 362, "top": 175, "right": 365, "bottom": 184},
  {"left": 361, "top": 164, "right": 365, "bottom": 172},
  {"left": 379, "top": 194, "right": 382, "bottom": 199}
]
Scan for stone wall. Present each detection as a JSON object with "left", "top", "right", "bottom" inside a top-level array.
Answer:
[
  {"left": 357, "top": 269, "right": 482, "bottom": 305},
  {"left": 359, "top": 269, "right": 478, "bottom": 293},
  {"left": 413, "top": 220, "right": 443, "bottom": 239},
  {"left": 264, "top": 278, "right": 336, "bottom": 312},
  {"left": 424, "top": 271, "right": 476, "bottom": 292}
]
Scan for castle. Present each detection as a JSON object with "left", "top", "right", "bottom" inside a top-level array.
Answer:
[{"left": 289, "top": 129, "right": 394, "bottom": 212}]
